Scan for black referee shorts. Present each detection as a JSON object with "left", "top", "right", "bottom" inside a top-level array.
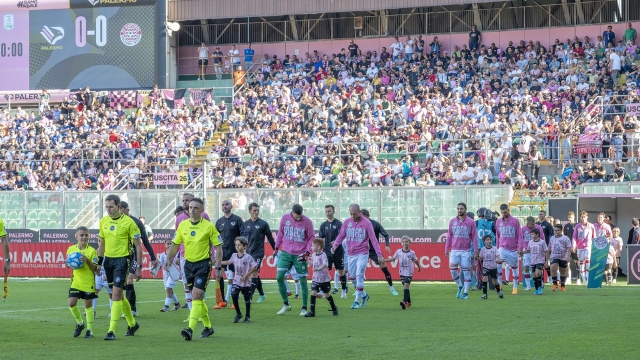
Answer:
[
  {"left": 128, "top": 258, "right": 138, "bottom": 275},
  {"left": 184, "top": 259, "right": 213, "bottom": 291},
  {"left": 327, "top": 247, "right": 344, "bottom": 271},
  {"left": 69, "top": 288, "right": 98, "bottom": 300},
  {"left": 249, "top": 254, "right": 264, "bottom": 272},
  {"left": 104, "top": 257, "right": 129, "bottom": 289}
]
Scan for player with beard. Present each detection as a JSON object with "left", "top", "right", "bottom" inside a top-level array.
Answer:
[
  {"left": 361, "top": 209, "right": 397, "bottom": 296},
  {"left": 243, "top": 203, "right": 275, "bottom": 303},
  {"left": 215, "top": 199, "right": 246, "bottom": 308}
]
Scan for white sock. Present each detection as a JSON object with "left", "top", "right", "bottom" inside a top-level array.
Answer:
[
  {"left": 225, "top": 283, "right": 232, "bottom": 302},
  {"left": 295, "top": 282, "right": 300, "bottom": 295},
  {"left": 109, "top": 299, "right": 112, "bottom": 309},
  {"left": 390, "top": 285, "right": 395, "bottom": 291},
  {"left": 567, "top": 268, "right": 572, "bottom": 281},
  {"left": 355, "top": 290, "right": 363, "bottom": 303},
  {"left": 171, "top": 294, "right": 178, "bottom": 304},
  {"left": 165, "top": 298, "right": 171, "bottom": 307},
  {"left": 512, "top": 268, "right": 519, "bottom": 288},
  {"left": 462, "top": 270, "right": 471, "bottom": 293},
  {"left": 450, "top": 269, "right": 462, "bottom": 287},
  {"left": 334, "top": 271, "right": 339, "bottom": 289},
  {"left": 505, "top": 265, "right": 511, "bottom": 281},
  {"left": 92, "top": 298, "right": 98, "bottom": 309},
  {"left": 497, "top": 268, "right": 502, "bottom": 284}
]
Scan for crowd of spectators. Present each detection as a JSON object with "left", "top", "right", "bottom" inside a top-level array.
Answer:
[{"left": 2, "top": 22, "right": 640, "bottom": 191}]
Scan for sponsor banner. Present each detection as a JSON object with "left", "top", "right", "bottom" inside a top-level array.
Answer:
[
  {"left": 0, "top": 89, "right": 73, "bottom": 104},
  {"left": 149, "top": 228, "right": 174, "bottom": 244},
  {"left": 70, "top": 0, "right": 156, "bottom": 9},
  {"left": 40, "top": 228, "right": 100, "bottom": 244},
  {"left": 587, "top": 236, "right": 610, "bottom": 288},
  {"left": 626, "top": 103, "right": 640, "bottom": 116},
  {"left": 7, "top": 229, "right": 39, "bottom": 243},
  {"left": 627, "top": 245, "right": 640, "bottom": 285},
  {"left": 0, "top": 0, "right": 69, "bottom": 12},
  {"left": 153, "top": 172, "right": 188, "bottom": 186}
]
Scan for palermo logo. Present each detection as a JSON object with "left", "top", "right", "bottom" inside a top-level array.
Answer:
[
  {"left": 87, "top": 0, "right": 100, "bottom": 5},
  {"left": 40, "top": 26, "right": 64, "bottom": 45}
]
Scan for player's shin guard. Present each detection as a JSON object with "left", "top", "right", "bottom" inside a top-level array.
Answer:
[
  {"left": 505, "top": 264, "right": 511, "bottom": 281},
  {"left": 462, "top": 270, "right": 471, "bottom": 293},
  {"left": 125, "top": 284, "right": 136, "bottom": 311},
  {"left": 482, "top": 281, "right": 488, "bottom": 295},
  {"left": 339, "top": 274, "right": 347, "bottom": 290},
  {"left": 612, "top": 267, "right": 618, "bottom": 281},
  {"left": 251, "top": 278, "right": 259, "bottom": 297},
  {"left": 334, "top": 271, "right": 340, "bottom": 290},
  {"left": 243, "top": 292, "right": 251, "bottom": 317},
  {"left": 217, "top": 278, "right": 225, "bottom": 299},
  {"left": 276, "top": 269, "right": 289, "bottom": 304},
  {"left": 69, "top": 306, "right": 83, "bottom": 325},
  {"left": 584, "top": 260, "right": 590, "bottom": 282},
  {"left": 185, "top": 288, "right": 193, "bottom": 309},
  {"left": 404, "top": 289, "right": 411, "bottom": 302},
  {"left": 171, "top": 294, "right": 179, "bottom": 304},
  {"left": 299, "top": 277, "right": 308, "bottom": 308},
  {"left": 560, "top": 276, "right": 566, "bottom": 286},
  {"left": 231, "top": 293, "right": 241, "bottom": 315},
  {"left": 497, "top": 267, "right": 502, "bottom": 284},
  {"left": 109, "top": 300, "right": 123, "bottom": 332},
  {"left": 579, "top": 261, "right": 585, "bottom": 281},
  {"left": 381, "top": 267, "right": 393, "bottom": 286},
  {"left": 533, "top": 276, "right": 540, "bottom": 290},
  {"left": 188, "top": 300, "right": 200, "bottom": 331},
  {"left": 327, "top": 295, "right": 337, "bottom": 310},
  {"left": 310, "top": 295, "right": 316, "bottom": 313},
  {"left": 256, "top": 277, "right": 265, "bottom": 296},
  {"left": 511, "top": 267, "right": 519, "bottom": 288},
  {"left": 121, "top": 298, "right": 136, "bottom": 327},
  {"left": 92, "top": 298, "right": 98, "bottom": 310},
  {"left": 225, "top": 282, "right": 232, "bottom": 303},
  {"left": 524, "top": 272, "right": 531, "bottom": 288},
  {"left": 85, "top": 306, "right": 94, "bottom": 331},
  {"left": 450, "top": 268, "right": 462, "bottom": 287}
]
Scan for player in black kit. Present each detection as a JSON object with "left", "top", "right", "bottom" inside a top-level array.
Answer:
[
  {"left": 318, "top": 205, "right": 348, "bottom": 298},
  {"left": 243, "top": 202, "right": 276, "bottom": 303},
  {"left": 215, "top": 199, "right": 247, "bottom": 308},
  {"left": 361, "top": 209, "right": 398, "bottom": 296}
]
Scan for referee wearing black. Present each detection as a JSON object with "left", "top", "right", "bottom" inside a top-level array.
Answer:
[
  {"left": 318, "top": 205, "right": 346, "bottom": 296},
  {"left": 244, "top": 202, "right": 275, "bottom": 302},
  {"left": 215, "top": 199, "right": 247, "bottom": 306},
  {"left": 361, "top": 209, "right": 398, "bottom": 296}
]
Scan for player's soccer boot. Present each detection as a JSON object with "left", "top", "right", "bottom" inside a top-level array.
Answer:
[
  {"left": 286, "top": 291, "right": 293, "bottom": 297},
  {"left": 104, "top": 331, "right": 116, "bottom": 341},
  {"left": 481, "top": 294, "right": 488, "bottom": 300},
  {"left": 295, "top": 294, "right": 300, "bottom": 299},
  {"left": 233, "top": 314, "right": 243, "bottom": 323},
  {"left": 304, "top": 311, "right": 315, "bottom": 317},
  {"left": 257, "top": 295, "right": 266, "bottom": 303},
  {"left": 502, "top": 280, "right": 510, "bottom": 286},
  {"left": 613, "top": 279, "right": 617, "bottom": 284},
  {"left": 460, "top": 293, "right": 469, "bottom": 300},
  {"left": 73, "top": 323, "right": 86, "bottom": 337},
  {"left": 213, "top": 302, "right": 227, "bottom": 309},
  {"left": 299, "top": 308, "right": 308, "bottom": 316},
  {"left": 172, "top": 303, "right": 181, "bottom": 311},
  {"left": 360, "top": 294, "right": 370, "bottom": 307},
  {"left": 552, "top": 284, "right": 559, "bottom": 292},
  {"left": 390, "top": 287, "right": 399, "bottom": 296},
  {"left": 331, "top": 288, "right": 339, "bottom": 294},
  {"left": 511, "top": 288, "right": 518, "bottom": 295},
  {"left": 199, "top": 327, "right": 214, "bottom": 338},
  {"left": 181, "top": 303, "right": 189, "bottom": 309},
  {"left": 276, "top": 305, "right": 292, "bottom": 315},
  {"left": 125, "top": 322, "right": 140, "bottom": 336},
  {"left": 560, "top": 286, "right": 566, "bottom": 292},
  {"left": 160, "top": 306, "right": 170, "bottom": 312},
  {"left": 400, "top": 301, "right": 407, "bottom": 309},
  {"left": 350, "top": 302, "right": 360, "bottom": 309},
  {"left": 576, "top": 279, "right": 582, "bottom": 285},
  {"left": 181, "top": 328, "right": 193, "bottom": 341},
  {"left": 332, "top": 307, "right": 339, "bottom": 316},
  {"left": 341, "top": 289, "right": 348, "bottom": 299},
  {"left": 130, "top": 310, "right": 138, "bottom": 317},
  {"left": 84, "top": 330, "right": 93, "bottom": 339},
  {"left": 456, "top": 286, "right": 463, "bottom": 298},
  {"left": 538, "top": 288, "right": 543, "bottom": 295}
]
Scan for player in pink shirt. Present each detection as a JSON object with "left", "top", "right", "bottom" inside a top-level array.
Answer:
[
  {"left": 520, "top": 217, "right": 545, "bottom": 291},
  {"left": 304, "top": 238, "right": 338, "bottom": 317},
  {"left": 332, "top": 204, "right": 383, "bottom": 309},
  {"left": 523, "top": 228, "right": 548, "bottom": 295},
  {"left": 274, "top": 204, "right": 315, "bottom": 316},
  {"left": 222, "top": 237, "right": 258, "bottom": 323},
  {"left": 478, "top": 235, "right": 504, "bottom": 299},
  {"left": 594, "top": 212, "right": 613, "bottom": 239},
  {"left": 547, "top": 224, "right": 572, "bottom": 291},
  {"left": 610, "top": 227, "right": 623, "bottom": 284},
  {"left": 495, "top": 204, "right": 523, "bottom": 294},
  {"left": 380, "top": 236, "right": 421, "bottom": 309},
  {"left": 445, "top": 202, "right": 477, "bottom": 300},
  {"left": 175, "top": 193, "right": 211, "bottom": 310},
  {"left": 572, "top": 211, "right": 595, "bottom": 285}
]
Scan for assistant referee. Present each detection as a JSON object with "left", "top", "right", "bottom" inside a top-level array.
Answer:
[
  {"left": 96, "top": 194, "right": 142, "bottom": 341},
  {"left": 163, "top": 198, "right": 222, "bottom": 341}
]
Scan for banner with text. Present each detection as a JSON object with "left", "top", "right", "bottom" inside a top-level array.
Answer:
[
  {"left": 153, "top": 172, "right": 188, "bottom": 186},
  {"left": 627, "top": 245, "right": 640, "bottom": 285},
  {"left": 626, "top": 103, "right": 640, "bottom": 116}
]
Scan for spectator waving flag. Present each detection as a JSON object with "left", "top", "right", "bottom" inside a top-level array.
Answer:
[
  {"left": 162, "top": 89, "right": 186, "bottom": 109},
  {"left": 109, "top": 90, "right": 138, "bottom": 108},
  {"left": 94, "top": 91, "right": 110, "bottom": 107},
  {"left": 189, "top": 88, "right": 214, "bottom": 106}
]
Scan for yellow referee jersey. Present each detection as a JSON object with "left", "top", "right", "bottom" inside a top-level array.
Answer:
[
  {"left": 0, "top": 218, "right": 6, "bottom": 238},
  {"left": 99, "top": 214, "right": 141, "bottom": 258},
  {"left": 174, "top": 218, "right": 221, "bottom": 262},
  {"left": 67, "top": 244, "right": 97, "bottom": 292}
]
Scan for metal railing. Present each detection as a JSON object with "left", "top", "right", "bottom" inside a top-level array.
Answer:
[{"left": 178, "top": 1, "right": 632, "bottom": 46}]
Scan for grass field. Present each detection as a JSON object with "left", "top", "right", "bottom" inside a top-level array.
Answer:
[{"left": 0, "top": 279, "right": 636, "bottom": 359}]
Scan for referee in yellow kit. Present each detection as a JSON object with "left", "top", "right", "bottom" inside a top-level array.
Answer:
[
  {"left": 96, "top": 194, "right": 142, "bottom": 341},
  {"left": 163, "top": 197, "right": 222, "bottom": 340}
]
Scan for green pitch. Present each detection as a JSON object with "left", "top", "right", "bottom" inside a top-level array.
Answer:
[{"left": 0, "top": 279, "right": 635, "bottom": 359}]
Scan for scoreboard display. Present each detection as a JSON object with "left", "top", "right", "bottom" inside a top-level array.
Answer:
[{"left": 0, "top": 0, "right": 162, "bottom": 91}]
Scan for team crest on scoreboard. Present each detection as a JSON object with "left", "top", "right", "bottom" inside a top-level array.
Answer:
[
  {"left": 87, "top": 0, "right": 100, "bottom": 5},
  {"left": 3, "top": 15, "right": 14, "bottom": 31},
  {"left": 120, "top": 23, "right": 141, "bottom": 47}
]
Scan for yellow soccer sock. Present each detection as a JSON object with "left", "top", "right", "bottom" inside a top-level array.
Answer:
[
  {"left": 69, "top": 306, "right": 83, "bottom": 325},
  {"left": 109, "top": 300, "right": 123, "bottom": 333},
  {"left": 85, "top": 306, "right": 94, "bottom": 331},
  {"left": 121, "top": 297, "right": 136, "bottom": 327},
  {"left": 189, "top": 300, "right": 202, "bottom": 331},
  {"left": 200, "top": 301, "right": 212, "bottom": 328}
]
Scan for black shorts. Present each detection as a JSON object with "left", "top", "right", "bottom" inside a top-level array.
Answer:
[
  {"left": 570, "top": 252, "right": 579, "bottom": 261},
  {"left": 184, "top": 259, "right": 212, "bottom": 291},
  {"left": 128, "top": 258, "right": 138, "bottom": 275},
  {"left": 250, "top": 254, "right": 264, "bottom": 272},
  {"left": 532, "top": 263, "right": 545, "bottom": 271},
  {"left": 605, "top": 264, "right": 613, "bottom": 271},
  {"left": 551, "top": 259, "right": 568, "bottom": 268},
  {"left": 198, "top": 59, "right": 208, "bottom": 66},
  {"left": 311, "top": 281, "right": 331, "bottom": 293},
  {"left": 369, "top": 251, "right": 381, "bottom": 266},
  {"left": 231, "top": 285, "right": 252, "bottom": 297},
  {"left": 327, "top": 247, "right": 344, "bottom": 271},
  {"left": 104, "top": 256, "right": 129, "bottom": 289},
  {"left": 400, "top": 276, "right": 413, "bottom": 284},
  {"left": 69, "top": 288, "right": 98, "bottom": 300},
  {"left": 482, "top": 268, "right": 498, "bottom": 279}
]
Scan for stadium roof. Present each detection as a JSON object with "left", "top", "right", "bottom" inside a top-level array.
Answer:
[{"left": 169, "top": 0, "right": 502, "bottom": 21}]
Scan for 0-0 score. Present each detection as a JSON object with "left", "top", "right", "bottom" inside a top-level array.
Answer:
[{"left": 76, "top": 15, "right": 107, "bottom": 47}]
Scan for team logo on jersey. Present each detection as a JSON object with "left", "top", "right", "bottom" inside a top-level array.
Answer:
[
  {"left": 348, "top": 222, "right": 353, "bottom": 227},
  {"left": 332, "top": 225, "right": 336, "bottom": 229},
  {"left": 286, "top": 220, "right": 291, "bottom": 226},
  {"left": 231, "top": 222, "right": 236, "bottom": 226},
  {"left": 191, "top": 231, "right": 196, "bottom": 236},
  {"left": 109, "top": 226, "right": 115, "bottom": 231}
]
